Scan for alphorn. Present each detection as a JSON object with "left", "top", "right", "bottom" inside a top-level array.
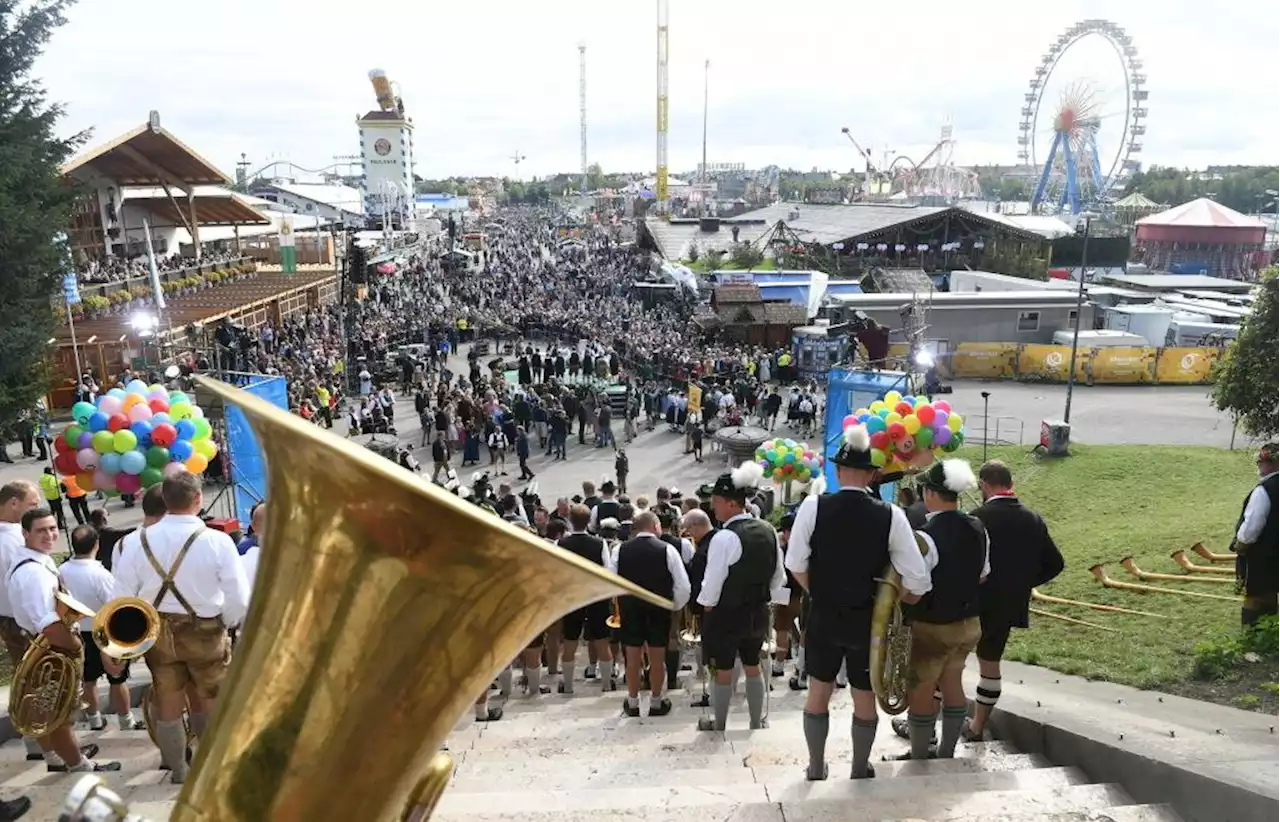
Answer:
[
  {"left": 1169, "top": 550, "right": 1235, "bottom": 576},
  {"left": 1030, "top": 606, "right": 1118, "bottom": 632},
  {"left": 1191, "top": 541, "right": 1235, "bottom": 563},
  {"left": 1031, "top": 588, "right": 1165, "bottom": 618},
  {"left": 1119, "top": 556, "right": 1234, "bottom": 585},
  {"left": 1090, "top": 564, "right": 1239, "bottom": 602}
]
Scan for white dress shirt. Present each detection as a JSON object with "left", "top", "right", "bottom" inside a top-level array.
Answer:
[
  {"left": 8, "top": 548, "right": 61, "bottom": 636},
  {"left": 59, "top": 558, "right": 115, "bottom": 632},
  {"left": 1237, "top": 472, "right": 1277, "bottom": 543},
  {"left": 0, "top": 522, "right": 24, "bottom": 617},
  {"left": 605, "top": 533, "right": 692, "bottom": 611},
  {"left": 114, "top": 515, "right": 250, "bottom": 627},
  {"left": 916, "top": 511, "right": 992, "bottom": 579},
  {"left": 242, "top": 545, "right": 261, "bottom": 597},
  {"left": 786, "top": 488, "right": 933, "bottom": 598},
  {"left": 698, "top": 513, "right": 789, "bottom": 609}
]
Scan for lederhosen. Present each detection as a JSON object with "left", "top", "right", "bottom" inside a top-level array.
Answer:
[{"left": 140, "top": 528, "right": 228, "bottom": 693}]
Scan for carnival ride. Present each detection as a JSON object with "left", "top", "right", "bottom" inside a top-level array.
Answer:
[
  {"left": 840, "top": 123, "right": 981, "bottom": 202},
  {"left": 1019, "top": 19, "right": 1148, "bottom": 215}
]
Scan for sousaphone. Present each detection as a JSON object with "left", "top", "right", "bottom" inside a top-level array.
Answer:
[{"left": 62, "top": 375, "right": 670, "bottom": 822}]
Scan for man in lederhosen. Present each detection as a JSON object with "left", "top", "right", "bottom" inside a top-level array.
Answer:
[
  {"left": 895, "top": 459, "right": 988, "bottom": 762},
  {"left": 113, "top": 473, "right": 250, "bottom": 784},
  {"left": 555, "top": 504, "right": 614, "bottom": 693},
  {"left": 784, "top": 424, "right": 931, "bottom": 780},
  {"left": 695, "top": 462, "right": 786, "bottom": 732},
  {"left": 770, "top": 513, "right": 803, "bottom": 680},
  {"left": 680, "top": 507, "right": 716, "bottom": 707},
  {"left": 656, "top": 508, "right": 693, "bottom": 692},
  {"left": 1233, "top": 441, "right": 1278, "bottom": 626}
]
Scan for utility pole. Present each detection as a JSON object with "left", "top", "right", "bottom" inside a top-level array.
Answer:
[
  {"left": 579, "top": 43, "right": 588, "bottom": 196},
  {"left": 701, "top": 59, "right": 709, "bottom": 216},
  {"left": 655, "top": 0, "right": 670, "bottom": 213},
  {"left": 1063, "top": 211, "right": 1096, "bottom": 425}
]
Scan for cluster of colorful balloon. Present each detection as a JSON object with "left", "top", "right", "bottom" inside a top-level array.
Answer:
[
  {"left": 52, "top": 380, "right": 218, "bottom": 497},
  {"left": 841, "top": 390, "right": 965, "bottom": 473},
  {"left": 754, "top": 438, "right": 823, "bottom": 483}
]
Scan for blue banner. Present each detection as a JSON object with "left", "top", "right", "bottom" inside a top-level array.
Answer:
[
  {"left": 223, "top": 374, "right": 288, "bottom": 526},
  {"left": 62, "top": 273, "right": 80, "bottom": 305},
  {"left": 823, "top": 367, "right": 911, "bottom": 501}
]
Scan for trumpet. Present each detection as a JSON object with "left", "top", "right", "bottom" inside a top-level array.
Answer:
[{"left": 606, "top": 597, "right": 622, "bottom": 629}]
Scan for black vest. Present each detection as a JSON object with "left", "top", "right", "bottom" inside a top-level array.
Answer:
[
  {"left": 910, "top": 511, "right": 987, "bottom": 624},
  {"left": 1237, "top": 474, "right": 1279, "bottom": 549},
  {"left": 808, "top": 489, "right": 893, "bottom": 610},
  {"left": 718, "top": 518, "right": 777, "bottom": 610},
  {"left": 616, "top": 535, "right": 674, "bottom": 599},
  {"left": 660, "top": 533, "right": 683, "bottom": 560},
  {"left": 558, "top": 532, "right": 605, "bottom": 566},
  {"left": 595, "top": 499, "right": 620, "bottom": 524},
  {"left": 688, "top": 529, "right": 715, "bottom": 612}
]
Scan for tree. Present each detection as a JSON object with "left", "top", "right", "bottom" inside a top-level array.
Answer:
[
  {"left": 1212, "top": 268, "right": 1278, "bottom": 437},
  {"left": 730, "top": 243, "right": 764, "bottom": 269},
  {"left": 0, "top": 0, "right": 86, "bottom": 439}
]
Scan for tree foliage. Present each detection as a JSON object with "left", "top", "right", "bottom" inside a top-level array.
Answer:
[
  {"left": 1212, "top": 268, "right": 1278, "bottom": 438},
  {"left": 0, "top": 0, "right": 86, "bottom": 431},
  {"left": 729, "top": 243, "right": 764, "bottom": 269},
  {"left": 1124, "top": 166, "right": 1278, "bottom": 215}
]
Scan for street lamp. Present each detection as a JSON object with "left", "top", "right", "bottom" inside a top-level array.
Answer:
[{"left": 1063, "top": 210, "right": 1098, "bottom": 425}]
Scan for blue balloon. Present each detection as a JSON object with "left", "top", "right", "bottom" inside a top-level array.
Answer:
[
  {"left": 126, "top": 380, "right": 149, "bottom": 396},
  {"left": 107, "top": 388, "right": 127, "bottom": 400},
  {"left": 784, "top": 452, "right": 796, "bottom": 463},
  {"left": 87, "top": 412, "right": 109, "bottom": 433},
  {"left": 856, "top": 412, "right": 871, "bottom": 423},
  {"left": 865, "top": 416, "right": 887, "bottom": 434},
  {"left": 99, "top": 453, "right": 122, "bottom": 476},
  {"left": 130, "top": 420, "right": 152, "bottom": 441},
  {"left": 152, "top": 412, "right": 172, "bottom": 426},
  {"left": 175, "top": 419, "right": 196, "bottom": 441},
  {"left": 169, "top": 440, "right": 194, "bottom": 462},
  {"left": 119, "top": 450, "right": 146, "bottom": 475},
  {"left": 903, "top": 396, "right": 917, "bottom": 407}
]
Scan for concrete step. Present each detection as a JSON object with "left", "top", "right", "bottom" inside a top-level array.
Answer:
[
  {"left": 898, "top": 804, "right": 1185, "bottom": 822},
  {"left": 780, "top": 783, "right": 1135, "bottom": 821}
]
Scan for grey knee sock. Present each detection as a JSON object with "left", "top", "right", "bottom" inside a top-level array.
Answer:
[
  {"left": 497, "top": 668, "right": 513, "bottom": 697},
  {"left": 22, "top": 737, "right": 42, "bottom": 757},
  {"left": 908, "top": 712, "right": 937, "bottom": 760},
  {"left": 851, "top": 715, "right": 878, "bottom": 778},
  {"left": 189, "top": 711, "right": 209, "bottom": 739},
  {"left": 527, "top": 665, "right": 542, "bottom": 695},
  {"left": 711, "top": 681, "right": 732, "bottom": 730},
  {"left": 156, "top": 719, "right": 189, "bottom": 781},
  {"left": 803, "top": 711, "right": 829, "bottom": 778},
  {"left": 938, "top": 706, "right": 967, "bottom": 758},
  {"left": 744, "top": 675, "right": 765, "bottom": 727}
]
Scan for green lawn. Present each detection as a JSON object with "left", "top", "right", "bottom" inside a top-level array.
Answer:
[
  {"left": 962, "top": 443, "right": 1257, "bottom": 691},
  {"left": 683, "top": 258, "right": 778, "bottom": 273}
]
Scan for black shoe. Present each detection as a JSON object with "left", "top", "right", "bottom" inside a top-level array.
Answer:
[
  {"left": 475, "top": 706, "right": 503, "bottom": 722},
  {"left": 649, "top": 698, "right": 672, "bottom": 717},
  {"left": 622, "top": 700, "right": 641, "bottom": 718},
  {"left": 583, "top": 666, "right": 597, "bottom": 680},
  {"left": 805, "top": 763, "right": 829, "bottom": 782},
  {"left": 788, "top": 676, "right": 808, "bottom": 691},
  {"left": 696, "top": 717, "right": 721, "bottom": 732},
  {"left": 692, "top": 692, "right": 710, "bottom": 708},
  {"left": 0, "top": 796, "right": 30, "bottom": 821},
  {"left": 158, "top": 746, "right": 194, "bottom": 771},
  {"left": 852, "top": 763, "right": 878, "bottom": 779},
  {"left": 888, "top": 749, "right": 935, "bottom": 762},
  {"left": 890, "top": 716, "right": 938, "bottom": 744}
]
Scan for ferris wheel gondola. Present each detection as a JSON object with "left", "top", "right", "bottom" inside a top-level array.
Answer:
[{"left": 1018, "top": 19, "right": 1148, "bottom": 215}]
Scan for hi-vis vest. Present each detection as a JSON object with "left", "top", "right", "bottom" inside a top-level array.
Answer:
[{"left": 39, "top": 474, "right": 59, "bottom": 501}]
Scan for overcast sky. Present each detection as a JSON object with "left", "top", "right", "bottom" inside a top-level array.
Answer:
[{"left": 38, "top": 0, "right": 1278, "bottom": 181}]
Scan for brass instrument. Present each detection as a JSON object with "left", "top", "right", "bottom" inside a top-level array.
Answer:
[
  {"left": 10, "top": 590, "right": 95, "bottom": 738},
  {"left": 868, "top": 533, "right": 930, "bottom": 715},
  {"left": 62, "top": 375, "right": 669, "bottom": 822},
  {"left": 92, "top": 596, "right": 160, "bottom": 660},
  {"left": 1191, "top": 541, "right": 1235, "bottom": 563},
  {"left": 1089, "top": 564, "right": 1239, "bottom": 602},
  {"left": 1119, "top": 556, "right": 1233, "bottom": 585},
  {"left": 605, "top": 597, "right": 622, "bottom": 629},
  {"left": 1028, "top": 607, "right": 1118, "bottom": 632},
  {"left": 678, "top": 610, "right": 701, "bottom": 645},
  {"left": 1169, "top": 550, "right": 1235, "bottom": 576},
  {"left": 1031, "top": 588, "right": 1165, "bottom": 618}
]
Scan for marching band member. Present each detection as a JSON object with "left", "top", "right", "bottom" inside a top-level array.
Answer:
[
  {"left": 680, "top": 508, "right": 715, "bottom": 706},
  {"left": 587, "top": 480, "right": 621, "bottom": 532},
  {"left": 696, "top": 462, "right": 786, "bottom": 732},
  {"left": 897, "top": 459, "right": 988, "bottom": 761},
  {"left": 608, "top": 512, "right": 690, "bottom": 717},
  {"left": 10, "top": 508, "right": 120, "bottom": 774},
  {"left": 556, "top": 504, "right": 614, "bottom": 694},
  {"left": 785, "top": 425, "right": 931, "bottom": 780},
  {"left": 657, "top": 509, "right": 694, "bottom": 691},
  {"left": 1234, "top": 441, "right": 1278, "bottom": 626},
  {"left": 114, "top": 473, "right": 250, "bottom": 784},
  {"left": 771, "top": 513, "right": 802, "bottom": 679},
  {"left": 59, "top": 525, "right": 142, "bottom": 732},
  {"left": 0, "top": 480, "right": 49, "bottom": 764}
]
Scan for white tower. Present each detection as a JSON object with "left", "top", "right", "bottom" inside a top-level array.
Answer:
[{"left": 358, "top": 69, "right": 415, "bottom": 228}]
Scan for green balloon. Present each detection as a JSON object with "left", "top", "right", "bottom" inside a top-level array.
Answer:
[
  {"left": 140, "top": 467, "right": 164, "bottom": 488},
  {"left": 92, "top": 430, "right": 116, "bottom": 455},
  {"left": 112, "top": 429, "right": 137, "bottom": 454},
  {"left": 64, "top": 426, "right": 83, "bottom": 448},
  {"left": 915, "top": 427, "right": 934, "bottom": 449},
  {"left": 193, "top": 418, "right": 212, "bottom": 440},
  {"left": 146, "top": 446, "right": 170, "bottom": 468}
]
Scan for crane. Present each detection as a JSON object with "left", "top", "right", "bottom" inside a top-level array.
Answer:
[
  {"left": 578, "top": 43, "right": 588, "bottom": 195},
  {"left": 655, "top": 0, "right": 670, "bottom": 214},
  {"left": 840, "top": 126, "right": 881, "bottom": 199}
]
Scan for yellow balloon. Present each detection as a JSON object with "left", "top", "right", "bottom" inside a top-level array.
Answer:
[
  {"left": 885, "top": 412, "right": 903, "bottom": 425},
  {"left": 947, "top": 413, "right": 964, "bottom": 432},
  {"left": 853, "top": 408, "right": 870, "bottom": 417},
  {"left": 869, "top": 400, "right": 886, "bottom": 413},
  {"left": 903, "top": 415, "right": 921, "bottom": 435},
  {"left": 170, "top": 402, "right": 193, "bottom": 421},
  {"left": 193, "top": 439, "right": 218, "bottom": 459},
  {"left": 885, "top": 391, "right": 903, "bottom": 405}
]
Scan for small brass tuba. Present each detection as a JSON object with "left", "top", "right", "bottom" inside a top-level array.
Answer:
[
  {"left": 92, "top": 596, "right": 160, "bottom": 660},
  {"left": 868, "top": 532, "right": 929, "bottom": 716},
  {"left": 605, "top": 597, "right": 622, "bottom": 629},
  {"left": 10, "top": 590, "right": 95, "bottom": 738},
  {"left": 63, "top": 375, "right": 669, "bottom": 822}
]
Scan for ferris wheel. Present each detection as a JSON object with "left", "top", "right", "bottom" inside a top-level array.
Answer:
[{"left": 1018, "top": 19, "right": 1148, "bottom": 215}]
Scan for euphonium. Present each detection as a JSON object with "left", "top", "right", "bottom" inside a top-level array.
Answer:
[
  {"left": 868, "top": 533, "right": 930, "bottom": 716},
  {"left": 10, "top": 590, "right": 95, "bottom": 738},
  {"left": 92, "top": 596, "right": 160, "bottom": 661},
  {"left": 62, "top": 375, "right": 669, "bottom": 822}
]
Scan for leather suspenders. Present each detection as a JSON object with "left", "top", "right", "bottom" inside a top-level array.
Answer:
[{"left": 139, "top": 527, "right": 206, "bottom": 617}]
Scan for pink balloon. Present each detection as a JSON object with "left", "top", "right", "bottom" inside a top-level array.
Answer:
[
  {"left": 115, "top": 473, "right": 142, "bottom": 495},
  {"left": 98, "top": 396, "right": 122, "bottom": 416},
  {"left": 162, "top": 462, "right": 188, "bottom": 478},
  {"left": 934, "top": 400, "right": 952, "bottom": 414},
  {"left": 128, "top": 404, "right": 154, "bottom": 423},
  {"left": 76, "top": 448, "right": 99, "bottom": 471},
  {"left": 92, "top": 469, "right": 113, "bottom": 490},
  {"left": 842, "top": 414, "right": 858, "bottom": 430}
]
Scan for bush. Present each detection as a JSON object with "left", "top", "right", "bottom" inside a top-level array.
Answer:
[
  {"left": 1191, "top": 616, "right": 1279, "bottom": 681},
  {"left": 82, "top": 295, "right": 110, "bottom": 313},
  {"left": 730, "top": 243, "right": 763, "bottom": 269}
]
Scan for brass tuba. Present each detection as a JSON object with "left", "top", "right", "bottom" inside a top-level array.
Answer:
[
  {"left": 867, "top": 533, "right": 930, "bottom": 716},
  {"left": 61, "top": 375, "right": 669, "bottom": 822},
  {"left": 605, "top": 597, "right": 622, "bottom": 629},
  {"left": 678, "top": 610, "right": 701, "bottom": 645},
  {"left": 10, "top": 590, "right": 95, "bottom": 738},
  {"left": 92, "top": 596, "right": 160, "bottom": 660}
]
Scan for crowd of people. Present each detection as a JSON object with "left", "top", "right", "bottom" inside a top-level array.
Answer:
[{"left": 77, "top": 248, "right": 245, "bottom": 284}]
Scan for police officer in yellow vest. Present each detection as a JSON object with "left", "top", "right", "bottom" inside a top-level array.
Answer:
[{"left": 38, "top": 469, "right": 66, "bottom": 532}]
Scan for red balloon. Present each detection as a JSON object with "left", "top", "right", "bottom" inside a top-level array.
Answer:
[
  {"left": 894, "top": 402, "right": 913, "bottom": 417},
  {"left": 151, "top": 423, "right": 178, "bottom": 447},
  {"left": 53, "top": 437, "right": 71, "bottom": 455},
  {"left": 869, "top": 431, "right": 890, "bottom": 451},
  {"left": 148, "top": 398, "right": 170, "bottom": 414},
  {"left": 107, "top": 414, "right": 130, "bottom": 432},
  {"left": 915, "top": 404, "right": 936, "bottom": 425},
  {"left": 887, "top": 422, "right": 907, "bottom": 441},
  {"left": 55, "top": 453, "right": 78, "bottom": 475}
]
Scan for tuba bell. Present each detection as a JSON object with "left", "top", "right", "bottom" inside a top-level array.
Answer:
[
  {"left": 605, "top": 597, "right": 622, "bottom": 629},
  {"left": 10, "top": 590, "right": 96, "bottom": 738},
  {"left": 678, "top": 610, "right": 700, "bottom": 645},
  {"left": 62, "top": 375, "right": 670, "bottom": 822},
  {"left": 868, "top": 532, "right": 930, "bottom": 715},
  {"left": 92, "top": 596, "right": 160, "bottom": 661}
]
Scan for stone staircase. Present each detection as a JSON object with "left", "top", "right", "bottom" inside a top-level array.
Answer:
[{"left": 0, "top": 668, "right": 1186, "bottom": 821}]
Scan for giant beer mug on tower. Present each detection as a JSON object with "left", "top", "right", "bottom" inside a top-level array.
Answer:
[{"left": 61, "top": 376, "right": 670, "bottom": 822}]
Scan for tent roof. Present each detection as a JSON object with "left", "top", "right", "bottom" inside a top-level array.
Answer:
[
  {"left": 125, "top": 191, "right": 270, "bottom": 227},
  {"left": 61, "top": 120, "right": 231, "bottom": 187},
  {"left": 1114, "top": 191, "right": 1162, "bottom": 209},
  {"left": 1135, "top": 197, "right": 1266, "bottom": 229}
]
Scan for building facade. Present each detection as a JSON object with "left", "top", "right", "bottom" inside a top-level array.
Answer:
[{"left": 358, "top": 111, "right": 416, "bottom": 225}]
